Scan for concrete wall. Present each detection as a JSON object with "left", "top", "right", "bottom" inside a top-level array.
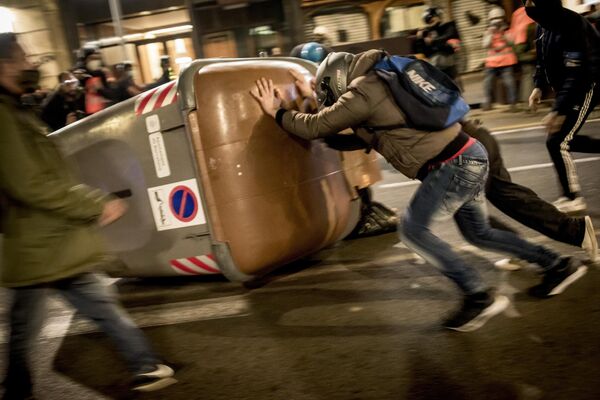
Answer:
[{"left": 2, "top": 0, "right": 72, "bottom": 89}]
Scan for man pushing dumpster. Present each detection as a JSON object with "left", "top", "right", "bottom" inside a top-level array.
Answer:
[{"left": 251, "top": 50, "right": 587, "bottom": 332}]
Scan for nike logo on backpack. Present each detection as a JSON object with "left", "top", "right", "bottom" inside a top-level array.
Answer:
[{"left": 407, "top": 70, "right": 436, "bottom": 93}]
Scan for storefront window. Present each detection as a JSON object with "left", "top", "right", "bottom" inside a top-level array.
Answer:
[
  {"left": 381, "top": 3, "right": 428, "bottom": 38},
  {"left": 78, "top": 8, "right": 194, "bottom": 85},
  {"left": 306, "top": 5, "right": 371, "bottom": 46},
  {"left": 249, "top": 25, "right": 281, "bottom": 56}
]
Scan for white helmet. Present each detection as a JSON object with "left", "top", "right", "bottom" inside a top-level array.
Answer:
[
  {"left": 313, "top": 26, "right": 331, "bottom": 37},
  {"left": 488, "top": 7, "right": 506, "bottom": 20}
]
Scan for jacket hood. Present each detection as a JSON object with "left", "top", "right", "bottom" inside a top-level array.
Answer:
[
  {"left": 347, "top": 49, "right": 386, "bottom": 83},
  {"left": 525, "top": 0, "right": 565, "bottom": 29}
]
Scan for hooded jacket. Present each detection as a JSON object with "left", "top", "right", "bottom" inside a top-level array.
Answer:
[
  {"left": 0, "top": 88, "right": 109, "bottom": 287},
  {"left": 279, "top": 50, "right": 462, "bottom": 179},
  {"left": 529, "top": 1, "right": 600, "bottom": 114}
]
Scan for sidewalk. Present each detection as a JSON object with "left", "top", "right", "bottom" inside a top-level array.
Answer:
[
  {"left": 466, "top": 103, "right": 600, "bottom": 132},
  {"left": 460, "top": 70, "right": 600, "bottom": 131}
]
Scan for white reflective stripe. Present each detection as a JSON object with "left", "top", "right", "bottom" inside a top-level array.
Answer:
[
  {"left": 134, "top": 96, "right": 143, "bottom": 112},
  {"left": 143, "top": 84, "right": 170, "bottom": 114},
  {"left": 170, "top": 261, "right": 197, "bottom": 275},
  {"left": 135, "top": 91, "right": 152, "bottom": 113},
  {"left": 197, "top": 255, "right": 219, "bottom": 271},
  {"left": 178, "top": 258, "right": 213, "bottom": 274},
  {"left": 162, "top": 83, "right": 178, "bottom": 106},
  {"left": 559, "top": 84, "right": 594, "bottom": 193}
]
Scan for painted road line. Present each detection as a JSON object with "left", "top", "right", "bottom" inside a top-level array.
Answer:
[
  {"left": 0, "top": 296, "right": 249, "bottom": 344},
  {"left": 377, "top": 156, "right": 600, "bottom": 190},
  {"left": 507, "top": 157, "right": 600, "bottom": 173},
  {"left": 492, "top": 118, "right": 600, "bottom": 136}
]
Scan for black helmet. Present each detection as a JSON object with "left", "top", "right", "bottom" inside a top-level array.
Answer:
[
  {"left": 422, "top": 7, "right": 444, "bottom": 24},
  {"left": 315, "top": 52, "right": 355, "bottom": 108}
]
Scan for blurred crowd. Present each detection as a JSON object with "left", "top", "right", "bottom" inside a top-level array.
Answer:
[
  {"left": 24, "top": 46, "right": 175, "bottom": 131},
  {"left": 20, "top": 3, "right": 600, "bottom": 133}
]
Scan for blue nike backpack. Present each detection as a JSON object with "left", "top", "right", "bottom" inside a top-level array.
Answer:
[{"left": 374, "top": 55, "right": 470, "bottom": 131}]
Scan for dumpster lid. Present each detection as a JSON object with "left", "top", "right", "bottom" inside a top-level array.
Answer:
[{"left": 177, "top": 57, "right": 317, "bottom": 112}]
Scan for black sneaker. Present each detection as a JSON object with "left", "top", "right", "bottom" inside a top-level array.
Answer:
[
  {"left": 442, "top": 293, "right": 509, "bottom": 332},
  {"left": 132, "top": 364, "right": 177, "bottom": 392},
  {"left": 529, "top": 257, "right": 587, "bottom": 298}
]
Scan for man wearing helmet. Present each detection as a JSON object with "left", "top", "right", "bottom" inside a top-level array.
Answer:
[
  {"left": 251, "top": 50, "right": 586, "bottom": 332},
  {"left": 525, "top": 0, "right": 600, "bottom": 213},
  {"left": 289, "top": 46, "right": 398, "bottom": 238},
  {"left": 414, "top": 7, "right": 461, "bottom": 80}
]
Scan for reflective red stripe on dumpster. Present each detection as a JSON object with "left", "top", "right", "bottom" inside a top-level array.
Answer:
[
  {"left": 135, "top": 81, "right": 178, "bottom": 115},
  {"left": 170, "top": 255, "right": 221, "bottom": 275}
]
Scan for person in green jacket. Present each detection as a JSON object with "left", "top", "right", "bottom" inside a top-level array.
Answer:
[{"left": 0, "top": 33, "right": 176, "bottom": 399}]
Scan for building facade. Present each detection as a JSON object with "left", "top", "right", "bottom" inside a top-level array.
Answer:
[{"left": 2, "top": 0, "right": 537, "bottom": 89}]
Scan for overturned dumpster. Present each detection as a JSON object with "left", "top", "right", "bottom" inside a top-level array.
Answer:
[{"left": 51, "top": 58, "right": 382, "bottom": 282}]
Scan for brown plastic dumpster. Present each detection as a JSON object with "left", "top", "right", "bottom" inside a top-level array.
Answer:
[{"left": 51, "top": 57, "right": 382, "bottom": 282}]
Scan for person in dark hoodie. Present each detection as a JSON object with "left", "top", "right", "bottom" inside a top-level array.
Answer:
[
  {"left": 251, "top": 50, "right": 587, "bottom": 332},
  {"left": 461, "top": 120, "right": 597, "bottom": 269},
  {"left": 526, "top": 0, "right": 600, "bottom": 213}
]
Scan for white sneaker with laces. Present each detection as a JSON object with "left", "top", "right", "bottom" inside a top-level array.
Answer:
[
  {"left": 494, "top": 258, "right": 528, "bottom": 271},
  {"left": 582, "top": 216, "right": 598, "bottom": 262},
  {"left": 553, "top": 196, "right": 587, "bottom": 213}
]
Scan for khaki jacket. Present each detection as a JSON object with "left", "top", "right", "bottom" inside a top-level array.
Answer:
[
  {"left": 0, "top": 91, "right": 108, "bottom": 287},
  {"left": 282, "top": 50, "right": 461, "bottom": 179}
]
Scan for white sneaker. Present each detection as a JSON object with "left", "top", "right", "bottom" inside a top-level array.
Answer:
[
  {"left": 582, "top": 216, "right": 598, "bottom": 262},
  {"left": 494, "top": 258, "right": 528, "bottom": 271},
  {"left": 553, "top": 196, "right": 587, "bottom": 213},
  {"left": 132, "top": 364, "right": 177, "bottom": 392}
]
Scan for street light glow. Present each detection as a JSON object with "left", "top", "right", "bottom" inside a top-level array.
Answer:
[{"left": 0, "top": 7, "right": 15, "bottom": 33}]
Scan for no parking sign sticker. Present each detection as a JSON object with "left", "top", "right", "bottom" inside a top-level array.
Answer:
[{"left": 147, "top": 179, "right": 206, "bottom": 231}]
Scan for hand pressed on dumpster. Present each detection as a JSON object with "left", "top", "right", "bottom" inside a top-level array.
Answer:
[{"left": 250, "top": 78, "right": 282, "bottom": 118}]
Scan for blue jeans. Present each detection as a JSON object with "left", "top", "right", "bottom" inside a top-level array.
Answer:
[
  {"left": 3, "top": 272, "right": 159, "bottom": 398},
  {"left": 400, "top": 141, "right": 561, "bottom": 295},
  {"left": 484, "top": 66, "right": 517, "bottom": 105}
]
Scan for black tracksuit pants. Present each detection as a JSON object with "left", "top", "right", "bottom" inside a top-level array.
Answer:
[
  {"left": 546, "top": 83, "right": 600, "bottom": 199},
  {"left": 463, "top": 122, "right": 585, "bottom": 247}
]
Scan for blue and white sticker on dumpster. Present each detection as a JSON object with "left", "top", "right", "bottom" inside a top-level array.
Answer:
[{"left": 147, "top": 179, "right": 206, "bottom": 231}]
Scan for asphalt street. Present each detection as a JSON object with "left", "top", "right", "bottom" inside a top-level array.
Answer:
[{"left": 0, "top": 120, "right": 599, "bottom": 400}]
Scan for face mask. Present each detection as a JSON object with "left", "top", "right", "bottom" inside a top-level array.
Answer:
[
  {"left": 86, "top": 60, "right": 102, "bottom": 71},
  {"left": 18, "top": 69, "right": 40, "bottom": 93}
]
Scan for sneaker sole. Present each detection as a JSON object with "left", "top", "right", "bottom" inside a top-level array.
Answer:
[
  {"left": 447, "top": 295, "right": 510, "bottom": 333},
  {"left": 494, "top": 258, "right": 524, "bottom": 271},
  {"left": 548, "top": 265, "right": 588, "bottom": 296},
  {"left": 556, "top": 203, "right": 587, "bottom": 213},
  {"left": 133, "top": 377, "right": 178, "bottom": 392},
  {"left": 583, "top": 216, "right": 598, "bottom": 262}
]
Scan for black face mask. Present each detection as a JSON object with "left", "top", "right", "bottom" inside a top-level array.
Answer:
[{"left": 18, "top": 69, "right": 40, "bottom": 93}]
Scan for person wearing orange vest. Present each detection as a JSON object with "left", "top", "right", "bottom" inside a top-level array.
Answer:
[
  {"left": 482, "top": 7, "right": 518, "bottom": 112},
  {"left": 509, "top": 6, "right": 537, "bottom": 103}
]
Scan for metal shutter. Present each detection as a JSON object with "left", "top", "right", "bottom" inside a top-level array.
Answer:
[
  {"left": 452, "top": 0, "right": 493, "bottom": 72},
  {"left": 305, "top": 12, "right": 371, "bottom": 45}
]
